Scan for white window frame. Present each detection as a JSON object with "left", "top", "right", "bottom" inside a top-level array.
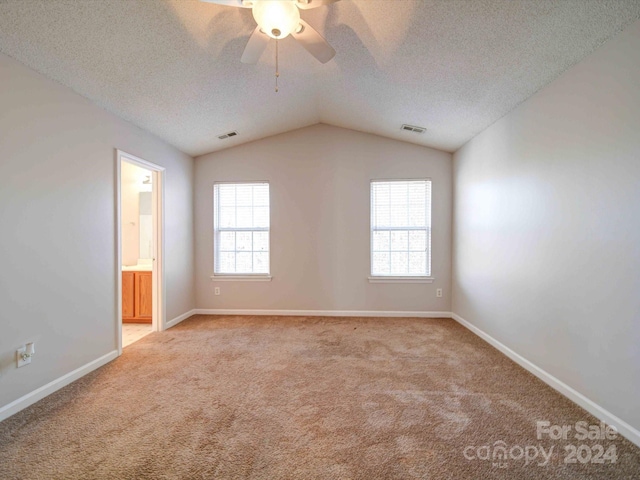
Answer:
[
  {"left": 369, "top": 178, "right": 433, "bottom": 283},
  {"left": 211, "top": 181, "right": 272, "bottom": 282}
]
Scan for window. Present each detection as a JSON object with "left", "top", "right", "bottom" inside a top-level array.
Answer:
[
  {"left": 213, "top": 182, "right": 270, "bottom": 276},
  {"left": 370, "top": 179, "right": 432, "bottom": 279}
]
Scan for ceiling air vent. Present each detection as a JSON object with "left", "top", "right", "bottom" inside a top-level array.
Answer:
[
  {"left": 401, "top": 124, "right": 426, "bottom": 134},
  {"left": 218, "top": 131, "right": 238, "bottom": 140}
]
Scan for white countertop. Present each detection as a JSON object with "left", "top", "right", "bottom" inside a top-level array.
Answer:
[{"left": 122, "top": 265, "right": 152, "bottom": 271}]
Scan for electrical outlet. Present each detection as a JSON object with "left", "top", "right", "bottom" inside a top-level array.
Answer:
[
  {"left": 436, "top": 288, "right": 443, "bottom": 298},
  {"left": 214, "top": 287, "right": 221, "bottom": 296},
  {"left": 16, "top": 347, "right": 32, "bottom": 368}
]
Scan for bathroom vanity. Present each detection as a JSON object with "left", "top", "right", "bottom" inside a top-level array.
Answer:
[{"left": 122, "top": 269, "right": 152, "bottom": 323}]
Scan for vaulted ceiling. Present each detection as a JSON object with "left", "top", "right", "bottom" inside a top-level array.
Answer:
[{"left": 1, "top": 0, "right": 639, "bottom": 157}]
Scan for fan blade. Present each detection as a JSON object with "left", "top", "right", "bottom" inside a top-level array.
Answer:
[
  {"left": 295, "top": 0, "right": 340, "bottom": 9},
  {"left": 199, "top": 0, "right": 251, "bottom": 7},
  {"left": 241, "top": 26, "right": 270, "bottom": 64},
  {"left": 291, "top": 19, "right": 335, "bottom": 63}
]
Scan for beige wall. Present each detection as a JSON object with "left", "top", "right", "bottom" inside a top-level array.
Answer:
[
  {"left": 195, "top": 124, "right": 452, "bottom": 313},
  {"left": 0, "top": 53, "right": 195, "bottom": 409},
  {"left": 453, "top": 21, "right": 640, "bottom": 433}
]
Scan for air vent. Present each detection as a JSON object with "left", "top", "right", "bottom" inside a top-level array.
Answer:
[
  {"left": 218, "top": 131, "right": 238, "bottom": 140},
  {"left": 401, "top": 124, "right": 426, "bottom": 134}
]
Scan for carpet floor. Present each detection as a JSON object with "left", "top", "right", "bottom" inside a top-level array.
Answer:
[{"left": 0, "top": 315, "right": 638, "bottom": 479}]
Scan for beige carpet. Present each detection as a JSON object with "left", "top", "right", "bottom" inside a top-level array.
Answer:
[{"left": 0, "top": 315, "right": 638, "bottom": 479}]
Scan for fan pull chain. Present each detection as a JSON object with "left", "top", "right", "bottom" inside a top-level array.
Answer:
[{"left": 275, "top": 38, "right": 279, "bottom": 93}]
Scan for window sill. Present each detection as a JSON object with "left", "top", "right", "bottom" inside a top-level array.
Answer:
[
  {"left": 211, "top": 275, "right": 272, "bottom": 282},
  {"left": 368, "top": 276, "right": 434, "bottom": 284}
]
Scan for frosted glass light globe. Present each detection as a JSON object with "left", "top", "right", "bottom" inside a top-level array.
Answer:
[{"left": 252, "top": 0, "right": 300, "bottom": 39}]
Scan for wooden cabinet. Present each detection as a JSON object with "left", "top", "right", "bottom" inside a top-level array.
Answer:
[
  {"left": 122, "top": 271, "right": 152, "bottom": 323},
  {"left": 122, "top": 272, "right": 135, "bottom": 319},
  {"left": 135, "top": 272, "right": 152, "bottom": 320}
]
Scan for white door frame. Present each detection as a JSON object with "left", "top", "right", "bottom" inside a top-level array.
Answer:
[{"left": 115, "top": 150, "right": 166, "bottom": 355}]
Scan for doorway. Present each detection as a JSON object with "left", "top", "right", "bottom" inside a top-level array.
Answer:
[{"left": 116, "top": 150, "right": 165, "bottom": 354}]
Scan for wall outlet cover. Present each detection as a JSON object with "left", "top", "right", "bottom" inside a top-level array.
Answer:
[{"left": 16, "top": 347, "right": 31, "bottom": 368}]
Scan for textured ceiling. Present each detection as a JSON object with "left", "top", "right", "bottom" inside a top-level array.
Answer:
[{"left": 1, "top": 0, "right": 639, "bottom": 157}]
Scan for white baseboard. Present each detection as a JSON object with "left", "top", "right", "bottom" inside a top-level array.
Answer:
[
  {"left": 0, "top": 350, "right": 118, "bottom": 423},
  {"left": 165, "top": 309, "right": 197, "bottom": 329},
  {"left": 450, "top": 313, "right": 640, "bottom": 448},
  {"left": 194, "top": 309, "right": 452, "bottom": 318}
]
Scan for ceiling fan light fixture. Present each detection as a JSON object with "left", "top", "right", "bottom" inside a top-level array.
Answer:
[{"left": 252, "top": 0, "right": 300, "bottom": 39}]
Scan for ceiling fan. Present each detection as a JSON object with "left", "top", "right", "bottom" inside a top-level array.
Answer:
[{"left": 201, "top": 0, "right": 339, "bottom": 64}]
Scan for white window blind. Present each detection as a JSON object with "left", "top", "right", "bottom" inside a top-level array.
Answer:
[
  {"left": 214, "top": 182, "right": 270, "bottom": 275},
  {"left": 370, "top": 179, "right": 432, "bottom": 277}
]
